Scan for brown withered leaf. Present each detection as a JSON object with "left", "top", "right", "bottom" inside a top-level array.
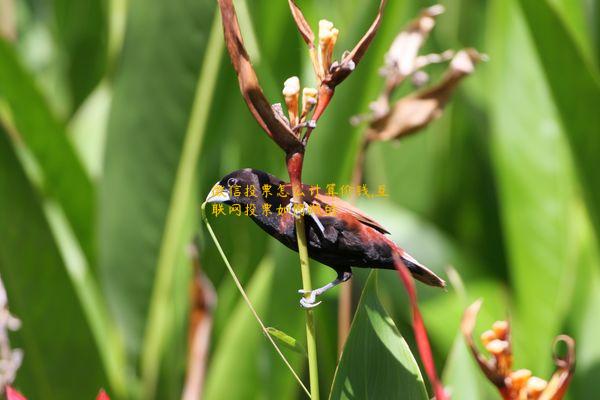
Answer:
[
  {"left": 461, "top": 300, "right": 507, "bottom": 389},
  {"left": 367, "top": 49, "right": 483, "bottom": 142},
  {"left": 383, "top": 5, "right": 445, "bottom": 80},
  {"left": 218, "top": 0, "right": 303, "bottom": 154},
  {"left": 326, "top": 0, "right": 387, "bottom": 86},
  {"left": 288, "top": 0, "right": 314, "bottom": 48}
]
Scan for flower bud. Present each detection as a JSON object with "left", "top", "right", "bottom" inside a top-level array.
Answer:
[
  {"left": 318, "top": 19, "right": 339, "bottom": 75},
  {"left": 526, "top": 376, "right": 547, "bottom": 397},
  {"left": 485, "top": 339, "right": 509, "bottom": 355},
  {"left": 283, "top": 77, "right": 300, "bottom": 126},
  {"left": 480, "top": 330, "right": 496, "bottom": 346},
  {"left": 509, "top": 369, "right": 532, "bottom": 391},
  {"left": 301, "top": 87, "right": 318, "bottom": 121},
  {"left": 492, "top": 320, "right": 509, "bottom": 340}
]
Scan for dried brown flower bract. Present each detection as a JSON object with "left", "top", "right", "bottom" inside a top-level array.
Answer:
[
  {"left": 287, "top": 0, "right": 387, "bottom": 88},
  {"left": 382, "top": 5, "right": 445, "bottom": 85},
  {"left": 326, "top": 0, "right": 387, "bottom": 87},
  {"left": 288, "top": 0, "right": 315, "bottom": 48},
  {"left": 461, "top": 300, "right": 576, "bottom": 400},
  {"left": 367, "top": 49, "right": 486, "bottom": 142},
  {"left": 349, "top": 5, "right": 485, "bottom": 187},
  {"left": 218, "top": 0, "right": 303, "bottom": 154},
  {"left": 461, "top": 300, "right": 507, "bottom": 389}
]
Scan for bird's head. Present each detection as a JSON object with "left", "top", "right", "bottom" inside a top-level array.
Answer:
[{"left": 205, "top": 168, "right": 275, "bottom": 206}]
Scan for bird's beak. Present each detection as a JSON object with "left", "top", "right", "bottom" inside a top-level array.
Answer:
[{"left": 205, "top": 182, "right": 230, "bottom": 203}]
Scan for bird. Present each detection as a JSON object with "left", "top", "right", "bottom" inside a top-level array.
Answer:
[{"left": 205, "top": 168, "right": 445, "bottom": 308}]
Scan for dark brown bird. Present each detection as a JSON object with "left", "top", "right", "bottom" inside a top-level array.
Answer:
[{"left": 206, "top": 168, "right": 445, "bottom": 307}]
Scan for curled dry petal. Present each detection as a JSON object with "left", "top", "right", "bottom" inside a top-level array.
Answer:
[
  {"left": 367, "top": 49, "right": 485, "bottom": 142},
  {"left": 538, "top": 336, "right": 575, "bottom": 400},
  {"left": 461, "top": 300, "right": 507, "bottom": 389},
  {"left": 218, "top": 0, "right": 303, "bottom": 154}
]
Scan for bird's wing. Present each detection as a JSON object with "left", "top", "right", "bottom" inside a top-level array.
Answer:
[
  {"left": 313, "top": 193, "right": 391, "bottom": 235},
  {"left": 281, "top": 183, "right": 391, "bottom": 234}
]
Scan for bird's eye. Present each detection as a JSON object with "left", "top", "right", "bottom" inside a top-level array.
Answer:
[{"left": 227, "top": 178, "right": 238, "bottom": 187}]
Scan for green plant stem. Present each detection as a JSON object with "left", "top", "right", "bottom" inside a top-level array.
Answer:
[
  {"left": 295, "top": 215, "right": 320, "bottom": 400},
  {"left": 201, "top": 203, "right": 311, "bottom": 398}
]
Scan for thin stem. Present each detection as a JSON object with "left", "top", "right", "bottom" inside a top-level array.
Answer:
[
  {"left": 287, "top": 151, "right": 320, "bottom": 400},
  {"left": 295, "top": 216, "right": 320, "bottom": 400},
  {"left": 202, "top": 205, "right": 311, "bottom": 398},
  {"left": 336, "top": 280, "right": 351, "bottom": 356}
]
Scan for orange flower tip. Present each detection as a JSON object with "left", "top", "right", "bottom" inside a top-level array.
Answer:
[
  {"left": 492, "top": 320, "right": 509, "bottom": 339},
  {"left": 480, "top": 329, "right": 496, "bottom": 346},
  {"left": 510, "top": 369, "right": 532, "bottom": 389},
  {"left": 526, "top": 377, "right": 548, "bottom": 394},
  {"left": 485, "top": 339, "right": 509, "bottom": 355},
  {"left": 283, "top": 76, "right": 301, "bottom": 97}
]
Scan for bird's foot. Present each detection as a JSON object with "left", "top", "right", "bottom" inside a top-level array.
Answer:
[
  {"left": 298, "top": 289, "right": 323, "bottom": 309},
  {"left": 286, "top": 200, "right": 325, "bottom": 233},
  {"left": 286, "top": 201, "right": 310, "bottom": 218}
]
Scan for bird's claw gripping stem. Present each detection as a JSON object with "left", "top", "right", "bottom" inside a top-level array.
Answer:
[
  {"left": 286, "top": 200, "right": 325, "bottom": 233},
  {"left": 298, "top": 289, "right": 323, "bottom": 309}
]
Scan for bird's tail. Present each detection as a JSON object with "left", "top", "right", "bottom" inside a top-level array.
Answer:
[
  {"left": 392, "top": 252, "right": 448, "bottom": 400},
  {"left": 397, "top": 249, "right": 446, "bottom": 289}
]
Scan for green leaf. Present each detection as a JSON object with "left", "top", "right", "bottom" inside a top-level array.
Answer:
[
  {"left": 442, "top": 336, "right": 498, "bottom": 400},
  {"left": 99, "top": 0, "right": 216, "bottom": 364},
  {"left": 487, "top": 0, "right": 579, "bottom": 373},
  {"left": 266, "top": 327, "right": 307, "bottom": 356},
  {"left": 515, "top": 0, "right": 600, "bottom": 244},
  {"left": 53, "top": 0, "right": 109, "bottom": 109},
  {"left": 203, "top": 257, "right": 277, "bottom": 400},
  {"left": 329, "top": 271, "right": 428, "bottom": 400},
  {"left": 0, "top": 38, "right": 95, "bottom": 263},
  {"left": 0, "top": 130, "right": 107, "bottom": 399}
]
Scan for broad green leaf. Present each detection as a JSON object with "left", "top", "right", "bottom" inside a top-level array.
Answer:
[
  {"left": 572, "top": 268, "right": 600, "bottom": 396},
  {"left": 203, "top": 257, "right": 277, "bottom": 400},
  {"left": 566, "top": 207, "right": 600, "bottom": 397},
  {"left": 487, "top": 0, "right": 578, "bottom": 373},
  {"left": 52, "top": 0, "right": 109, "bottom": 109},
  {"left": 442, "top": 336, "right": 498, "bottom": 400},
  {"left": 515, "top": 0, "right": 600, "bottom": 244},
  {"left": 99, "top": 0, "right": 215, "bottom": 364},
  {"left": 140, "top": 11, "right": 223, "bottom": 398},
  {"left": 329, "top": 271, "right": 428, "bottom": 400},
  {"left": 0, "top": 130, "right": 106, "bottom": 399},
  {"left": 0, "top": 39, "right": 95, "bottom": 262}
]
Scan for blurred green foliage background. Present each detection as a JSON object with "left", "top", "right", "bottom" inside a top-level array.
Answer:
[{"left": 0, "top": 0, "right": 599, "bottom": 398}]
